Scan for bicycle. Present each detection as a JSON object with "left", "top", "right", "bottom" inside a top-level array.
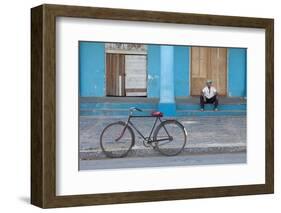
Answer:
[{"left": 100, "top": 107, "right": 187, "bottom": 158}]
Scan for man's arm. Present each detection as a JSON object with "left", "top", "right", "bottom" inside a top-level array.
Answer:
[
  {"left": 214, "top": 89, "right": 219, "bottom": 97},
  {"left": 201, "top": 90, "right": 206, "bottom": 101}
]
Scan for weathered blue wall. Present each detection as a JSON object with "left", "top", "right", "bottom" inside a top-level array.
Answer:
[
  {"left": 228, "top": 48, "right": 247, "bottom": 97},
  {"left": 174, "top": 46, "right": 190, "bottom": 96},
  {"left": 147, "top": 45, "right": 161, "bottom": 98},
  {"left": 79, "top": 42, "right": 105, "bottom": 97},
  {"left": 79, "top": 43, "right": 246, "bottom": 98}
]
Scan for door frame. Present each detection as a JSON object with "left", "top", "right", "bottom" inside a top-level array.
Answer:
[{"left": 189, "top": 46, "right": 228, "bottom": 96}]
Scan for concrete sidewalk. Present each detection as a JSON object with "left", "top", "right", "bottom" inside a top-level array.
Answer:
[{"left": 79, "top": 116, "right": 246, "bottom": 160}]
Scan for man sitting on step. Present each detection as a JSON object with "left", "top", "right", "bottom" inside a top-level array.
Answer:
[{"left": 200, "top": 80, "right": 219, "bottom": 111}]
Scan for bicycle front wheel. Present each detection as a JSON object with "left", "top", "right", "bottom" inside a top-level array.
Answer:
[
  {"left": 100, "top": 121, "right": 134, "bottom": 158},
  {"left": 154, "top": 120, "right": 187, "bottom": 156}
]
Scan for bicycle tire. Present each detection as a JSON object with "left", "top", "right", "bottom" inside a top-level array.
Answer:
[
  {"left": 153, "top": 120, "right": 187, "bottom": 156},
  {"left": 100, "top": 121, "right": 134, "bottom": 158}
]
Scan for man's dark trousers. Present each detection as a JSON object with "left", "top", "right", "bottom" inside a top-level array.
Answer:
[{"left": 200, "top": 95, "right": 218, "bottom": 109}]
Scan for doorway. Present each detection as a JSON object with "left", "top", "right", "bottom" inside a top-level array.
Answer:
[
  {"left": 190, "top": 47, "right": 227, "bottom": 96},
  {"left": 106, "top": 53, "right": 147, "bottom": 97}
]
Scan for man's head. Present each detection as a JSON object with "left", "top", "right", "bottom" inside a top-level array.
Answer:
[{"left": 206, "top": 80, "right": 212, "bottom": 88}]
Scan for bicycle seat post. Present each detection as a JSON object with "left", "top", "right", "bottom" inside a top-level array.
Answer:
[{"left": 129, "top": 107, "right": 134, "bottom": 116}]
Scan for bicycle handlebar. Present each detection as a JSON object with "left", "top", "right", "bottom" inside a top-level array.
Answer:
[{"left": 129, "top": 107, "right": 143, "bottom": 112}]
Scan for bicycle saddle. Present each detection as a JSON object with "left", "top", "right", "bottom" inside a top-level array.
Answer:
[{"left": 151, "top": 111, "right": 163, "bottom": 117}]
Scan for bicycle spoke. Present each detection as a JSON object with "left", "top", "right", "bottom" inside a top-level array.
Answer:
[{"left": 157, "top": 141, "right": 173, "bottom": 146}]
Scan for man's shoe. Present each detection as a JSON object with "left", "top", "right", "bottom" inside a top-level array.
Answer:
[
  {"left": 214, "top": 108, "right": 218, "bottom": 111},
  {"left": 200, "top": 108, "right": 204, "bottom": 111}
]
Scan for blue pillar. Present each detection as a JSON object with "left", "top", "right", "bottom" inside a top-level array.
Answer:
[{"left": 158, "top": 46, "right": 176, "bottom": 116}]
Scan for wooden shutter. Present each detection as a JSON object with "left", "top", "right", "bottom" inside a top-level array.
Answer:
[{"left": 106, "top": 53, "right": 125, "bottom": 96}]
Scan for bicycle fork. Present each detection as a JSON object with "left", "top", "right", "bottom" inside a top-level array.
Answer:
[{"left": 115, "top": 121, "right": 129, "bottom": 142}]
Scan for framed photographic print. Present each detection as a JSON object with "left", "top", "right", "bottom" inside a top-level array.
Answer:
[{"left": 31, "top": 4, "right": 274, "bottom": 208}]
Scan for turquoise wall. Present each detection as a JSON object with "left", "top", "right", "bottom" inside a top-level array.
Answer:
[
  {"left": 78, "top": 42, "right": 246, "bottom": 98},
  {"left": 79, "top": 42, "right": 105, "bottom": 97},
  {"left": 147, "top": 45, "right": 161, "bottom": 98},
  {"left": 228, "top": 48, "right": 247, "bottom": 97},
  {"left": 174, "top": 46, "right": 190, "bottom": 96}
]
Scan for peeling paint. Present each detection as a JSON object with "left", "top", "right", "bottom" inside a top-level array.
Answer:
[
  {"left": 147, "top": 45, "right": 161, "bottom": 98},
  {"left": 148, "top": 74, "right": 159, "bottom": 80}
]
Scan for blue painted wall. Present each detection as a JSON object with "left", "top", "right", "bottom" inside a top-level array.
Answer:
[
  {"left": 174, "top": 46, "right": 190, "bottom": 96},
  {"left": 78, "top": 43, "right": 247, "bottom": 98},
  {"left": 79, "top": 42, "right": 105, "bottom": 97},
  {"left": 147, "top": 45, "right": 161, "bottom": 98},
  {"left": 228, "top": 48, "right": 247, "bottom": 97}
]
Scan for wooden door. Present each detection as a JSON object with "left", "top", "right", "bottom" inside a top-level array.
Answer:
[
  {"left": 191, "top": 47, "right": 227, "bottom": 96},
  {"left": 106, "top": 53, "right": 125, "bottom": 96},
  {"left": 125, "top": 55, "right": 147, "bottom": 96}
]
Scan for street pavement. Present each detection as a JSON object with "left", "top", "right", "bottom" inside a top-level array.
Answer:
[
  {"left": 80, "top": 152, "right": 246, "bottom": 170},
  {"left": 79, "top": 115, "right": 246, "bottom": 169}
]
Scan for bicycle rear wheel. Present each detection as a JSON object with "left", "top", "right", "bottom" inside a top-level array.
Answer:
[
  {"left": 100, "top": 121, "right": 134, "bottom": 158},
  {"left": 153, "top": 120, "right": 187, "bottom": 156}
]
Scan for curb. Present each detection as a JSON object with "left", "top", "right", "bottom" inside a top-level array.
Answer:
[{"left": 80, "top": 145, "right": 246, "bottom": 160}]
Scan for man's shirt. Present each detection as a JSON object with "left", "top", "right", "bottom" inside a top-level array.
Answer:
[{"left": 202, "top": 86, "right": 217, "bottom": 99}]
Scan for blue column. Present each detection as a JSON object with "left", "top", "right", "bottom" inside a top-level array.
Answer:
[{"left": 158, "top": 46, "right": 176, "bottom": 116}]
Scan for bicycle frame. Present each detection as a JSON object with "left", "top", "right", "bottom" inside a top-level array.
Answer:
[{"left": 116, "top": 115, "right": 172, "bottom": 143}]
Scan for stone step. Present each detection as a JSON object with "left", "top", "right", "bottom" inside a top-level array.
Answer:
[
  {"left": 80, "top": 109, "right": 154, "bottom": 116},
  {"left": 80, "top": 102, "right": 157, "bottom": 110},
  {"left": 81, "top": 103, "right": 246, "bottom": 110},
  {"left": 80, "top": 100, "right": 246, "bottom": 117},
  {"left": 176, "top": 103, "right": 246, "bottom": 110},
  {"left": 80, "top": 109, "right": 246, "bottom": 117},
  {"left": 176, "top": 110, "right": 246, "bottom": 116}
]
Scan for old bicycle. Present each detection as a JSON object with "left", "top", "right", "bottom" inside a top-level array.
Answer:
[{"left": 100, "top": 107, "right": 187, "bottom": 158}]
